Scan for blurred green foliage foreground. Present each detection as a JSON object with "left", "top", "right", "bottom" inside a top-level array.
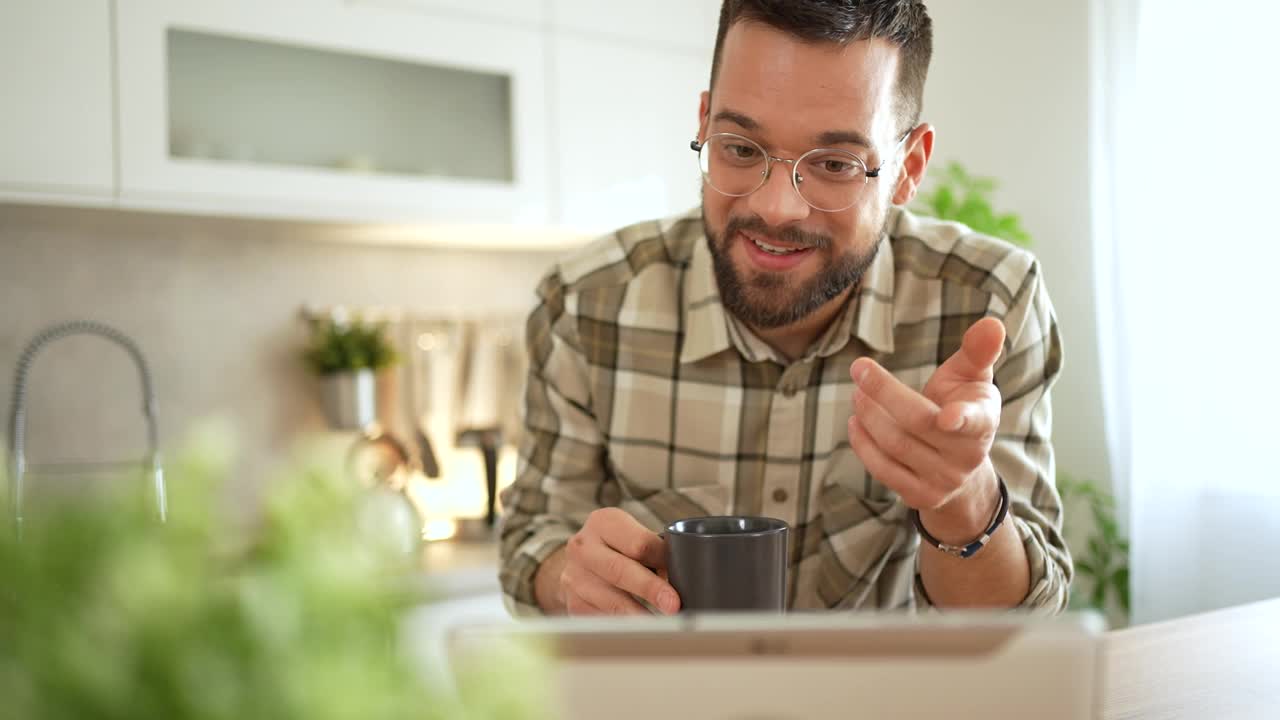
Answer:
[{"left": 0, "top": 423, "right": 548, "bottom": 720}]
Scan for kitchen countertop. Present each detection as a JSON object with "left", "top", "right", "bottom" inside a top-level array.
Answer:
[
  {"left": 402, "top": 539, "right": 509, "bottom": 686},
  {"left": 415, "top": 539, "right": 501, "bottom": 599}
]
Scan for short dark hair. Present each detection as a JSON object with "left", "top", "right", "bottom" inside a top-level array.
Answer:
[{"left": 709, "top": 0, "right": 933, "bottom": 135}]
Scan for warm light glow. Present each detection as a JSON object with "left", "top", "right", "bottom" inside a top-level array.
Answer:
[
  {"left": 422, "top": 518, "right": 458, "bottom": 542},
  {"left": 400, "top": 443, "right": 522, "bottom": 530},
  {"left": 444, "top": 451, "right": 489, "bottom": 518}
]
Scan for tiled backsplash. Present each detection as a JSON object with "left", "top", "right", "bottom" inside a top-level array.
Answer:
[{"left": 0, "top": 203, "right": 562, "bottom": 504}]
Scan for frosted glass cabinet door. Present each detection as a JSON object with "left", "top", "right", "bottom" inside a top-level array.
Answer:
[
  {"left": 115, "top": 0, "right": 552, "bottom": 226},
  {"left": 554, "top": 34, "right": 710, "bottom": 235},
  {"left": 0, "top": 0, "right": 115, "bottom": 202}
]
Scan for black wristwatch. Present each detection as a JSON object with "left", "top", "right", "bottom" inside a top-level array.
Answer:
[{"left": 909, "top": 476, "right": 1009, "bottom": 559}]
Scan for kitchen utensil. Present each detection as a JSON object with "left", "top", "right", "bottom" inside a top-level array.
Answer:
[
  {"left": 457, "top": 321, "right": 511, "bottom": 531},
  {"left": 455, "top": 427, "right": 501, "bottom": 529},
  {"left": 407, "top": 319, "right": 457, "bottom": 479}
]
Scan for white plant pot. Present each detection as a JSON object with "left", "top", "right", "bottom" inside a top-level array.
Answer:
[{"left": 320, "top": 369, "right": 377, "bottom": 430}]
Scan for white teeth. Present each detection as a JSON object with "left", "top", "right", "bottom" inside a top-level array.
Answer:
[{"left": 752, "top": 237, "right": 801, "bottom": 255}]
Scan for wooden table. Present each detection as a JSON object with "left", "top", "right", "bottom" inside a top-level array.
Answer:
[{"left": 1103, "top": 598, "right": 1280, "bottom": 719}]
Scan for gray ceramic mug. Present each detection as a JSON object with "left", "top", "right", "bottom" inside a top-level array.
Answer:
[{"left": 664, "top": 516, "right": 790, "bottom": 613}]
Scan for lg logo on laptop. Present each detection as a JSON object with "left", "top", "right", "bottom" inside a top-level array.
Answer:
[{"left": 747, "top": 637, "right": 789, "bottom": 655}]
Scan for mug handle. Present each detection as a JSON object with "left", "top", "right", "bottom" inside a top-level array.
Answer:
[{"left": 654, "top": 531, "right": 670, "bottom": 579}]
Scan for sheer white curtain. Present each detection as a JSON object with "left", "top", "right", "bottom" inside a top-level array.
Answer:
[{"left": 1092, "top": 0, "right": 1280, "bottom": 624}]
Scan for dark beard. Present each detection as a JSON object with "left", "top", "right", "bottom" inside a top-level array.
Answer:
[{"left": 703, "top": 210, "right": 886, "bottom": 330}]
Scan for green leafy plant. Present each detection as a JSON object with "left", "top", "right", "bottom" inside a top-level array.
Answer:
[
  {"left": 914, "top": 161, "right": 1033, "bottom": 247},
  {"left": 1058, "top": 473, "right": 1131, "bottom": 618},
  {"left": 0, "top": 422, "right": 548, "bottom": 720},
  {"left": 303, "top": 318, "right": 400, "bottom": 376}
]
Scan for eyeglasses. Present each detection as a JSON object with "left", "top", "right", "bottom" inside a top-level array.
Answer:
[{"left": 690, "top": 129, "right": 912, "bottom": 212}]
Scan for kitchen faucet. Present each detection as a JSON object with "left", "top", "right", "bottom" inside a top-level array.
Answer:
[{"left": 7, "top": 321, "right": 166, "bottom": 540}]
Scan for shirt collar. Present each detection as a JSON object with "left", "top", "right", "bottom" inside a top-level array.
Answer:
[
  {"left": 680, "top": 226, "right": 734, "bottom": 364},
  {"left": 846, "top": 220, "right": 897, "bottom": 356},
  {"left": 679, "top": 210, "right": 899, "bottom": 365}
]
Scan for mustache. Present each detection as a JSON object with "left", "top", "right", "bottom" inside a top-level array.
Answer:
[{"left": 723, "top": 215, "right": 832, "bottom": 250}]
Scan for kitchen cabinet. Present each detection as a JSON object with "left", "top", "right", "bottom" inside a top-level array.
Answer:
[
  {"left": 553, "top": 34, "right": 709, "bottom": 235},
  {"left": 551, "top": 0, "right": 723, "bottom": 56},
  {"left": 115, "top": 0, "right": 552, "bottom": 226},
  {"left": 0, "top": 0, "right": 115, "bottom": 204},
  {"left": 2, "top": 0, "right": 724, "bottom": 245},
  {"left": 346, "top": 0, "right": 545, "bottom": 27}
]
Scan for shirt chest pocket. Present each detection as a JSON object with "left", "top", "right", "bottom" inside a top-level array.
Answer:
[{"left": 603, "top": 440, "right": 734, "bottom": 519}]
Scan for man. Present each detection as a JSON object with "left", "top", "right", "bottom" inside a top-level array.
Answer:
[{"left": 499, "top": 0, "right": 1071, "bottom": 615}]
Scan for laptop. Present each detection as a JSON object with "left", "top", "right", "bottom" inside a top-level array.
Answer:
[{"left": 448, "top": 611, "right": 1105, "bottom": 720}]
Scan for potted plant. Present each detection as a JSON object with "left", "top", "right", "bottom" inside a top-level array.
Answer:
[
  {"left": 303, "top": 316, "right": 400, "bottom": 430},
  {"left": 1059, "top": 473, "right": 1131, "bottom": 625},
  {"left": 913, "top": 161, "right": 1032, "bottom": 247},
  {"left": 0, "top": 421, "right": 551, "bottom": 719}
]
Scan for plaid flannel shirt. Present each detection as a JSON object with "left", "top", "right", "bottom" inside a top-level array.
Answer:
[{"left": 499, "top": 206, "right": 1071, "bottom": 615}]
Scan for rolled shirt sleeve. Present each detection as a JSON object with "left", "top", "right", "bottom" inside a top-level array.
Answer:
[
  {"left": 498, "top": 271, "right": 607, "bottom": 616},
  {"left": 913, "top": 261, "right": 1073, "bottom": 612}
]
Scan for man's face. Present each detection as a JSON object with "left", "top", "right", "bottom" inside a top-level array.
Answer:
[{"left": 699, "top": 22, "right": 909, "bottom": 330}]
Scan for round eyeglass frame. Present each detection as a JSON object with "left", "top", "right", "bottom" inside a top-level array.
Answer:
[{"left": 689, "top": 130, "right": 912, "bottom": 212}]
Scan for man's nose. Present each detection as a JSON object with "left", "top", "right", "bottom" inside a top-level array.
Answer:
[{"left": 747, "top": 159, "right": 811, "bottom": 227}]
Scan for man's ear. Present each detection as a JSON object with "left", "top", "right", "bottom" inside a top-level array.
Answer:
[
  {"left": 892, "top": 123, "right": 936, "bottom": 206},
  {"left": 697, "top": 91, "right": 711, "bottom": 143}
]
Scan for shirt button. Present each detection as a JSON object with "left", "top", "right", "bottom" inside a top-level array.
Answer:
[
  {"left": 772, "top": 488, "right": 789, "bottom": 503},
  {"left": 780, "top": 385, "right": 797, "bottom": 398}
]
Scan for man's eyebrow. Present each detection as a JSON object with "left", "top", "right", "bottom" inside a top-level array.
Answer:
[
  {"left": 712, "top": 109, "right": 759, "bottom": 131},
  {"left": 815, "top": 129, "right": 873, "bottom": 150},
  {"left": 712, "top": 108, "right": 874, "bottom": 150}
]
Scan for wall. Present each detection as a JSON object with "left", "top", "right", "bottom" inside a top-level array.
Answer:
[
  {"left": 925, "top": 2, "right": 1112, "bottom": 494},
  {"left": 0, "top": 203, "right": 558, "bottom": 506},
  {"left": 1, "top": 1, "right": 1111, "bottom": 522}
]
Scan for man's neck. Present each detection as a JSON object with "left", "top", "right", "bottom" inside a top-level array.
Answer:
[{"left": 748, "top": 286, "right": 855, "bottom": 364}]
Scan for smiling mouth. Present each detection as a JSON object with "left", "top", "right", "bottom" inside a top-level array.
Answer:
[
  {"left": 753, "top": 238, "right": 803, "bottom": 255},
  {"left": 743, "top": 231, "right": 813, "bottom": 256}
]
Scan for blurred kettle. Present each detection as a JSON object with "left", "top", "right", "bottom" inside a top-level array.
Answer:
[{"left": 345, "top": 424, "right": 422, "bottom": 555}]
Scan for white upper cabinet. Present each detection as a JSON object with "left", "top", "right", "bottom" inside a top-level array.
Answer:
[
  {"left": 346, "top": 0, "right": 545, "bottom": 26},
  {"left": 0, "top": 0, "right": 115, "bottom": 202},
  {"left": 114, "top": 0, "right": 552, "bottom": 226},
  {"left": 3, "top": 0, "right": 726, "bottom": 244},
  {"left": 553, "top": 34, "right": 711, "bottom": 235},
  {"left": 550, "top": 0, "right": 723, "bottom": 56}
]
